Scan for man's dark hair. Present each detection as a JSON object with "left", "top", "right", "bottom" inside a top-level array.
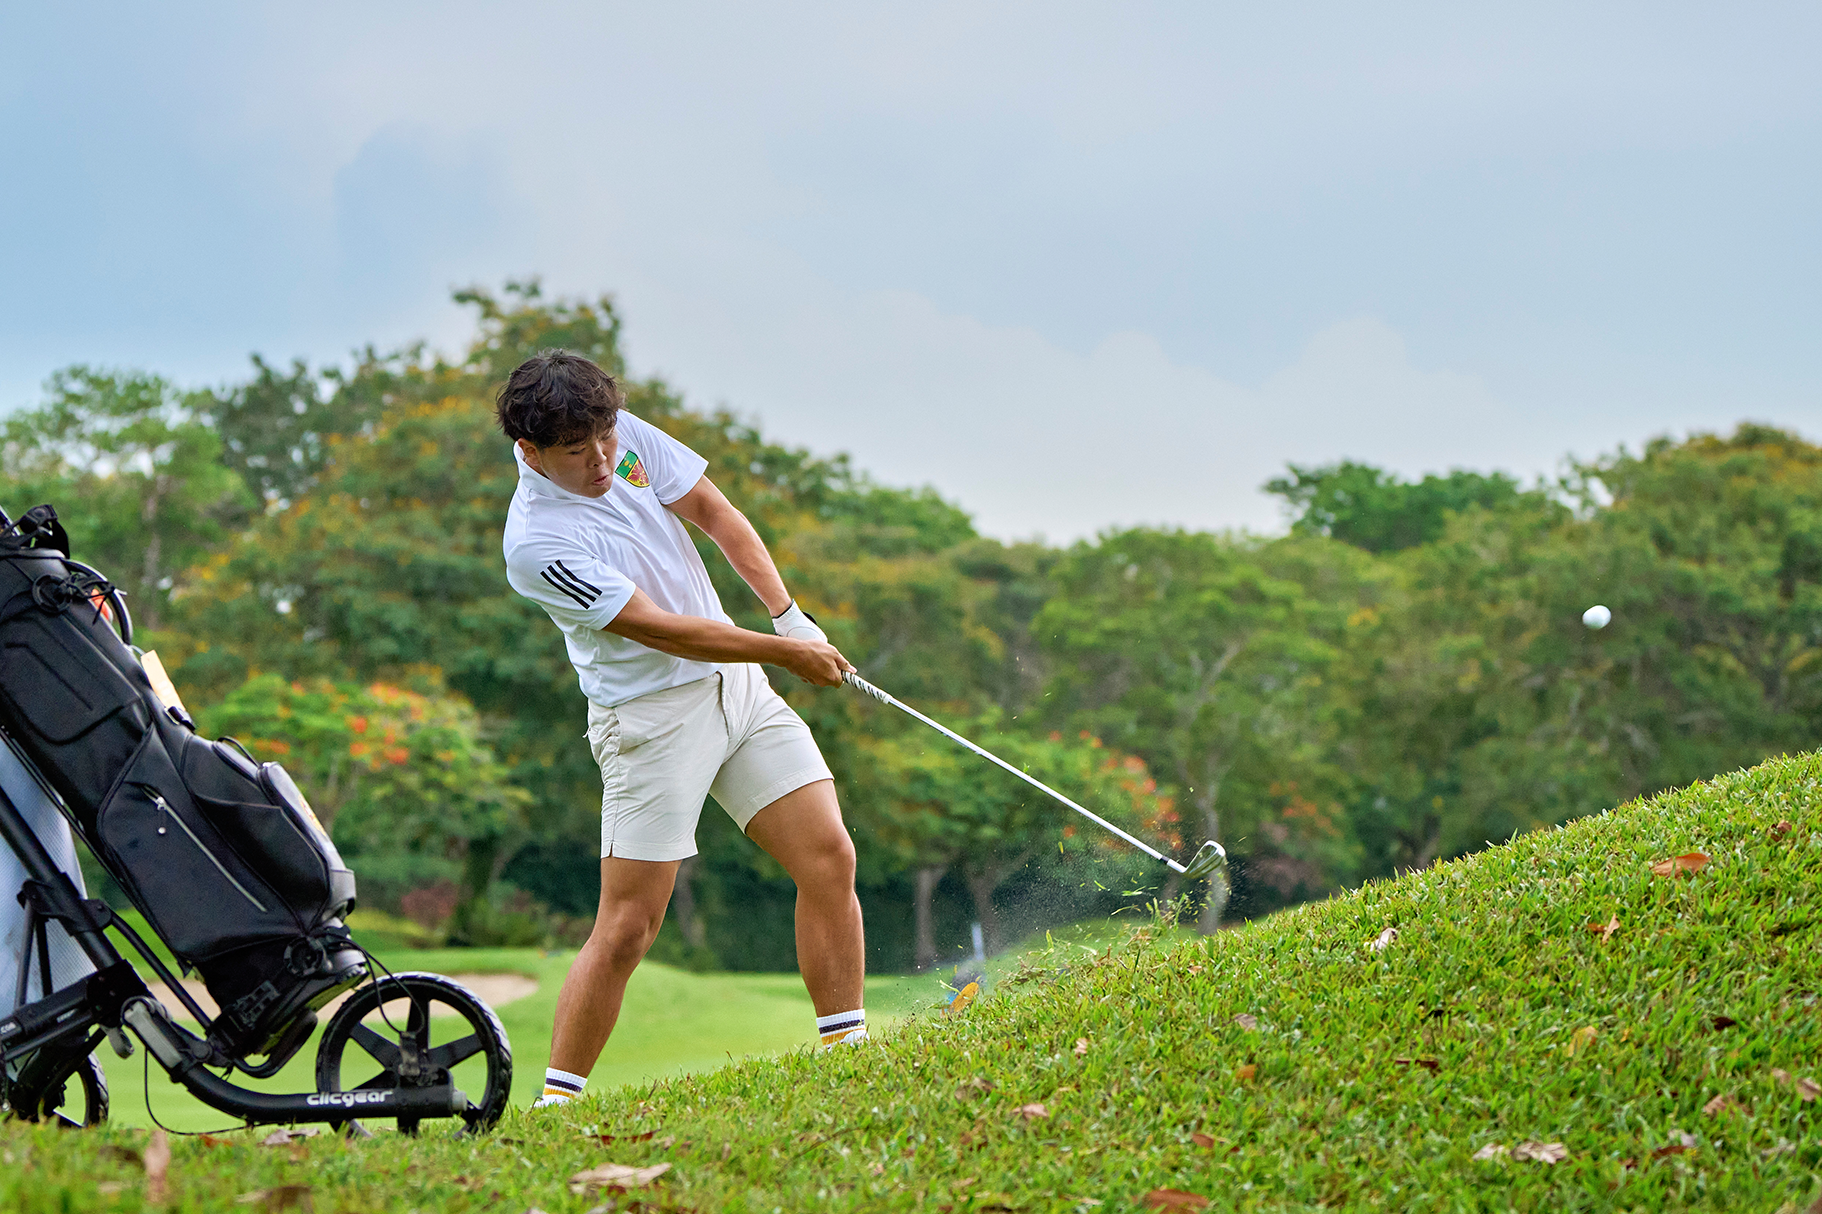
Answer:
[{"left": 494, "top": 350, "right": 624, "bottom": 447}]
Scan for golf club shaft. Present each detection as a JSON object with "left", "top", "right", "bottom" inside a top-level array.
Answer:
[{"left": 842, "top": 671, "right": 1189, "bottom": 875}]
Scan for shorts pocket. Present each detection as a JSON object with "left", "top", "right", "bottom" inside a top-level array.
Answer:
[
  {"left": 609, "top": 682, "right": 702, "bottom": 753},
  {"left": 587, "top": 712, "right": 623, "bottom": 766}
]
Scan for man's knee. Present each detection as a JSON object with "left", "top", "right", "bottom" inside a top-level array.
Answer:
[
  {"left": 801, "top": 828, "right": 857, "bottom": 892},
  {"left": 589, "top": 901, "right": 667, "bottom": 969}
]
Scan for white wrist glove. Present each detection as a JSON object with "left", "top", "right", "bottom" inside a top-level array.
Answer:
[{"left": 771, "top": 600, "right": 827, "bottom": 643}]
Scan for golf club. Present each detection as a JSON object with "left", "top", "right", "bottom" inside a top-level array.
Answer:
[{"left": 843, "top": 671, "right": 1229, "bottom": 883}]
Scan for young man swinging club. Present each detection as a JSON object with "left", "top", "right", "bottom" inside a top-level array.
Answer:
[{"left": 496, "top": 350, "right": 867, "bottom": 1110}]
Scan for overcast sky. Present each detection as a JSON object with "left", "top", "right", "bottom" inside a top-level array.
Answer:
[{"left": 2, "top": 3, "right": 1817, "bottom": 540}]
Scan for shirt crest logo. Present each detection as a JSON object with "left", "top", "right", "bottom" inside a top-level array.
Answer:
[{"left": 615, "top": 450, "right": 650, "bottom": 487}]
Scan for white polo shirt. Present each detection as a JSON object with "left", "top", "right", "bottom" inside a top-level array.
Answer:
[{"left": 503, "top": 412, "right": 730, "bottom": 707}]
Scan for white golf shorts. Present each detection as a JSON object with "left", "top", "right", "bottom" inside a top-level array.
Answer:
[{"left": 585, "top": 662, "right": 833, "bottom": 861}]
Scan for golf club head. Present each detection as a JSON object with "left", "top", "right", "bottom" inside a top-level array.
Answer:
[{"left": 1180, "top": 839, "right": 1228, "bottom": 883}]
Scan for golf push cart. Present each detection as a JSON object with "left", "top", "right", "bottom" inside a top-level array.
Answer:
[{"left": 0, "top": 503, "right": 512, "bottom": 1133}]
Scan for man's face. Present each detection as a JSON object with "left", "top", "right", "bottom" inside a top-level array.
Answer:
[{"left": 519, "top": 427, "right": 619, "bottom": 498}]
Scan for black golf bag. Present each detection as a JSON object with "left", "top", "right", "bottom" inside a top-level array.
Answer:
[{"left": 0, "top": 505, "right": 364, "bottom": 1059}]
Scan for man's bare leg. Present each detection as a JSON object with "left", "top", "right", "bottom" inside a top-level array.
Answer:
[
  {"left": 547, "top": 856, "right": 680, "bottom": 1077},
  {"left": 743, "top": 779, "right": 865, "bottom": 1015}
]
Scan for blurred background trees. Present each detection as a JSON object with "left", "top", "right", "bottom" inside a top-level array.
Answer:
[{"left": 6, "top": 282, "right": 1821, "bottom": 970}]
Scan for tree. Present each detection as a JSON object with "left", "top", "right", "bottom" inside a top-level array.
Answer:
[
  {"left": 202, "top": 355, "right": 388, "bottom": 507},
  {"left": 1336, "top": 423, "right": 1822, "bottom": 876},
  {"left": 0, "top": 367, "right": 252, "bottom": 629},
  {"left": 1036, "top": 529, "right": 1363, "bottom": 929},
  {"left": 1266, "top": 460, "right": 1533, "bottom": 553},
  {"left": 855, "top": 718, "right": 1169, "bottom": 967}
]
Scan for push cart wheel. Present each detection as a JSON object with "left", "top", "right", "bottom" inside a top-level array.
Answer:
[
  {"left": 314, "top": 971, "right": 512, "bottom": 1135},
  {"left": 8, "top": 1049, "right": 109, "bottom": 1127}
]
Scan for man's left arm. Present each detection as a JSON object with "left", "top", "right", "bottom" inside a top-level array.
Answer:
[{"left": 666, "top": 475, "right": 797, "bottom": 621}]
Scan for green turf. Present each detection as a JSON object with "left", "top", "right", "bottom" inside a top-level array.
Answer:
[
  {"left": 102, "top": 945, "right": 936, "bottom": 1131},
  {"left": 6, "top": 751, "right": 1820, "bottom": 1210}
]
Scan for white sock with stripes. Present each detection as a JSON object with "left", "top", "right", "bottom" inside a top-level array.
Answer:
[
  {"left": 817, "top": 1008, "right": 867, "bottom": 1049},
  {"left": 531, "top": 1066, "right": 587, "bottom": 1108}
]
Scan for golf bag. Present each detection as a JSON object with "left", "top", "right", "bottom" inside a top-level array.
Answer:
[{"left": 0, "top": 505, "right": 363, "bottom": 1058}]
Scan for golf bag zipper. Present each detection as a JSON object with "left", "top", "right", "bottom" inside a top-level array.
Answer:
[{"left": 147, "top": 789, "right": 270, "bottom": 913}]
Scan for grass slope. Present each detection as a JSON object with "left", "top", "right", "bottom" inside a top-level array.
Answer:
[{"left": 4, "top": 752, "right": 1820, "bottom": 1211}]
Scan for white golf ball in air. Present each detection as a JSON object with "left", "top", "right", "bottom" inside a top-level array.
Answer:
[{"left": 1582, "top": 604, "right": 1612, "bottom": 629}]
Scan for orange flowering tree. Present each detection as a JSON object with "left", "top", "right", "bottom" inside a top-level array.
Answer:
[{"left": 197, "top": 673, "right": 529, "bottom": 907}]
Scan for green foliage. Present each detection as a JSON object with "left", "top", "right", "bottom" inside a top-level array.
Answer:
[
  {"left": 1266, "top": 458, "right": 1537, "bottom": 553},
  {"left": 1036, "top": 529, "right": 1365, "bottom": 922},
  {"left": 854, "top": 716, "right": 1169, "bottom": 954},
  {"left": 201, "top": 354, "right": 384, "bottom": 505},
  {"left": 1341, "top": 424, "right": 1822, "bottom": 879},
  {"left": 0, "top": 366, "right": 252, "bottom": 627}
]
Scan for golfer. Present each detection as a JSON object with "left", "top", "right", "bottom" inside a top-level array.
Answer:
[{"left": 496, "top": 350, "right": 867, "bottom": 1109}]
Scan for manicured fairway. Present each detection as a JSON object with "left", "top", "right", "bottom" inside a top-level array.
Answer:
[{"left": 104, "top": 947, "right": 936, "bottom": 1130}]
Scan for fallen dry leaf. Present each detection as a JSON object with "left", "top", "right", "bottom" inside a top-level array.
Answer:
[
  {"left": 1650, "top": 1129, "right": 1697, "bottom": 1160},
  {"left": 956, "top": 1076, "right": 997, "bottom": 1100},
  {"left": 1586, "top": 915, "right": 1620, "bottom": 941},
  {"left": 1649, "top": 851, "right": 1710, "bottom": 878},
  {"left": 1369, "top": 927, "right": 1398, "bottom": 952},
  {"left": 1710, "top": 1015, "right": 1737, "bottom": 1031},
  {"left": 234, "top": 1187, "right": 313, "bottom": 1211},
  {"left": 1798, "top": 1077, "right": 1820, "bottom": 1102},
  {"left": 199, "top": 1134, "right": 231, "bottom": 1149},
  {"left": 258, "top": 1128, "right": 318, "bottom": 1148},
  {"left": 1471, "top": 1143, "right": 1508, "bottom": 1161},
  {"left": 1394, "top": 1057, "right": 1441, "bottom": 1074},
  {"left": 1013, "top": 1103, "right": 1049, "bottom": 1121},
  {"left": 1773, "top": 1067, "right": 1793, "bottom": 1085},
  {"left": 1235, "top": 1064, "right": 1256, "bottom": 1082},
  {"left": 1074, "top": 1038, "right": 1090, "bottom": 1057},
  {"left": 1512, "top": 1141, "right": 1568, "bottom": 1163},
  {"left": 1565, "top": 1025, "right": 1598, "bottom": 1056},
  {"left": 1190, "top": 1132, "right": 1216, "bottom": 1149},
  {"left": 145, "top": 1129, "right": 171, "bottom": 1206},
  {"left": 1770, "top": 820, "right": 1794, "bottom": 839},
  {"left": 568, "top": 1162, "right": 673, "bottom": 1195},
  {"left": 1141, "top": 1189, "right": 1210, "bottom": 1210},
  {"left": 1702, "top": 1093, "right": 1744, "bottom": 1117},
  {"left": 1233, "top": 1014, "right": 1259, "bottom": 1031},
  {"left": 586, "top": 1129, "right": 657, "bottom": 1144}
]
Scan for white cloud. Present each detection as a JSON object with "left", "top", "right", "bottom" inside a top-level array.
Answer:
[{"left": 601, "top": 249, "right": 1528, "bottom": 540}]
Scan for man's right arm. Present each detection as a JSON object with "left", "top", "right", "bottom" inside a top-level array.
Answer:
[{"left": 605, "top": 588, "right": 853, "bottom": 686}]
